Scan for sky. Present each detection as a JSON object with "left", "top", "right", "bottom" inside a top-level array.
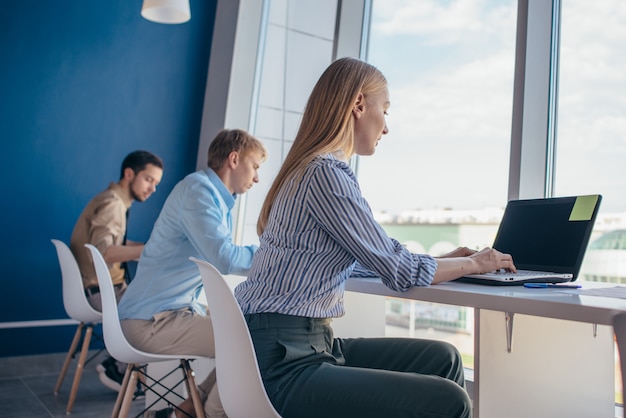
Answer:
[{"left": 357, "top": 0, "right": 626, "bottom": 214}]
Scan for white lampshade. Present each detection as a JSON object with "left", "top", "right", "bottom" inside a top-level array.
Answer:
[{"left": 141, "top": 0, "right": 191, "bottom": 24}]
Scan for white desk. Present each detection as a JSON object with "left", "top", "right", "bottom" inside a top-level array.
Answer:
[{"left": 344, "top": 278, "right": 626, "bottom": 418}]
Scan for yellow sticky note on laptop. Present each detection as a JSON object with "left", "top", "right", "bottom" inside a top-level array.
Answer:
[{"left": 569, "top": 195, "right": 599, "bottom": 221}]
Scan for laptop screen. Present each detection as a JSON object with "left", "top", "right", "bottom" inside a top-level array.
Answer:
[{"left": 492, "top": 195, "right": 601, "bottom": 277}]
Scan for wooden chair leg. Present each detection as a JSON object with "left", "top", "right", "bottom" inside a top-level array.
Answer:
[
  {"left": 116, "top": 368, "right": 139, "bottom": 418},
  {"left": 54, "top": 322, "right": 84, "bottom": 395},
  {"left": 66, "top": 324, "right": 93, "bottom": 413},
  {"left": 136, "top": 366, "right": 147, "bottom": 395},
  {"left": 181, "top": 360, "right": 205, "bottom": 418},
  {"left": 112, "top": 363, "right": 134, "bottom": 418}
]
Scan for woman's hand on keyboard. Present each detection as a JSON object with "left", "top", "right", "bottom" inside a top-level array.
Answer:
[
  {"left": 432, "top": 247, "right": 517, "bottom": 284},
  {"left": 469, "top": 247, "right": 517, "bottom": 275}
]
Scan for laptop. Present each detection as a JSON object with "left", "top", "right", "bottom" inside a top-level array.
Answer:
[{"left": 457, "top": 194, "right": 602, "bottom": 286}]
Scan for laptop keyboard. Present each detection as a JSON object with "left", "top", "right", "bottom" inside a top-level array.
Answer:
[
  {"left": 490, "top": 269, "right": 569, "bottom": 278},
  {"left": 494, "top": 269, "right": 547, "bottom": 276}
]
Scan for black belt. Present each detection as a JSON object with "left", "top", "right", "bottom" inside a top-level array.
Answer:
[
  {"left": 85, "top": 284, "right": 122, "bottom": 297},
  {"left": 245, "top": 313, "right": 331, "bottom": 330}
]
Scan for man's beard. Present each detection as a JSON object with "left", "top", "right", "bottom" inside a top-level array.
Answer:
[{"left": 129, "top": 179, "right": 145, "bottom": 202}]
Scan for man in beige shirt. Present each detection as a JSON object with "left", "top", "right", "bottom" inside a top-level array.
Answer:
[{"left": 70, "top": 150, "right": 163, "bottom": 392}]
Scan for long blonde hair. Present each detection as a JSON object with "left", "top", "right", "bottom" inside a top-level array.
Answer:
[{"left": 257, "top": 57, "right": 387, "bottom": 235}]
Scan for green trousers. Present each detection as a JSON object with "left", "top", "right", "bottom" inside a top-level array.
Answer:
[{"left": 246, "top": 313, "right": 472, "bottom": 418}]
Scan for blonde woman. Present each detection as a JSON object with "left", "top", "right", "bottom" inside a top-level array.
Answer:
[{"left": 235, "top": 57, "right": 515, "bottom": 418}]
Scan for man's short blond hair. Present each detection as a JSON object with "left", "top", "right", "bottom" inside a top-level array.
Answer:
[{"left": 207, "top": 129, "right": 267, "bottom": 170}]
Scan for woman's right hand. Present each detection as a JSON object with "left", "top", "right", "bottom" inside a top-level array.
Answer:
[
  {"left": 431, "top": 247, "right": 516, "bottom": 284},
  {"left": 469, "top": 247, "right": 517, "bottom": 275}
]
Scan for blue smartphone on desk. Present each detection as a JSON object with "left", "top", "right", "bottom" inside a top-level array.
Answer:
[{"left": 524, "top": 283, "right": 581, "bottom": 289}]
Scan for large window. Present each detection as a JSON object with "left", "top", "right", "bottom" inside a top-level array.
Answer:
[
  {"left": 362, "top": 0, "right": 626, "bottom": 402},
  {"left": 556, "top": 0, "right": 626, "bottom": 284},
  {"left": 362, "top": 0, "right": 518, "bottom": 369},
  {"left": 555, "top": 0, "right": 626, "bottom": 402}
]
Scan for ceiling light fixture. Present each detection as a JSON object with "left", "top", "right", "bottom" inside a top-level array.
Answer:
[{"left": 141, "top": 0, "right": 191, "bottom": 24}]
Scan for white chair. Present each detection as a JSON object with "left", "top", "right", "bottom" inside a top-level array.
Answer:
[
  {"left": 51, "top": 239, "right": 103, "bottom": 414},
  {"left": 85, "top": 244, "right": 205, "bottom": 418},
  {"left": 190, "top": 257, "right": 281, "bottom": 418},
  {"left": 614, "top": 311, "right": 626, "bottom": 401}
]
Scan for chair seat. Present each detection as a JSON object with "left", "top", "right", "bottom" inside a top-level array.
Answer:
[{"left": 111, "top": 345, "right": 205, "bottom": 368}]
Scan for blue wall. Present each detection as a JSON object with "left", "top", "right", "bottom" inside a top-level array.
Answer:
[{"left": 0, "top": 0, "right": 217, "bottom": 356}]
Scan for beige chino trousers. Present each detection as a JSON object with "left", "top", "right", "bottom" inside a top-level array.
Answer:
[{"left": 121, "top": 309, "right": 226, "bottom": 417}]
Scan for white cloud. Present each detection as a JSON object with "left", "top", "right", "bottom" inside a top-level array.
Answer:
[{"left": 372, "top": 0, "right": 515, "bottom": 45}]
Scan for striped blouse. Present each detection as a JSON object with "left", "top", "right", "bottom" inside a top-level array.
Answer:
[{"left": 234, "top": 153, "right": 437, "bottom": 318}]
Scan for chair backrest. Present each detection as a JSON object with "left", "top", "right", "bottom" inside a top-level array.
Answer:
[
  {"left": 84, "top": 243, "right": 157, "bottom": 365},
  {"left": 51, "top": 239, "right": 101, "bottom": 324},
  {"left": 614, "top": 311, "right": 626, "bottom": 398},
  {"left": 191, "top": 257, "right": 281, "bottom": 418}
]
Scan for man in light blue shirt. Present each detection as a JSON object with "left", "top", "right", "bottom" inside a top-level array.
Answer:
[{"left": 118, "top": 129, "right": 266, "bottom": 418}]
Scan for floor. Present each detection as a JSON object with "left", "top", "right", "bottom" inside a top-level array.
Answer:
[
  {"left": 4, "top": 348, "right": 622, "bottom": 418},
  {"left": 0, "top": 351, "right": 146, "bottom": 418}
]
